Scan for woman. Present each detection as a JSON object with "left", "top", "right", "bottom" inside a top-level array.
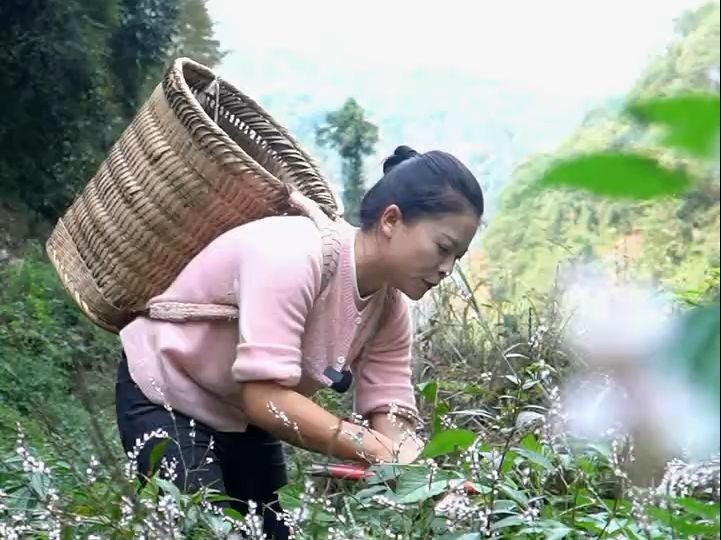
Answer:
[{"left": 115, "top": 145, "right": 484, "bottom": 538}]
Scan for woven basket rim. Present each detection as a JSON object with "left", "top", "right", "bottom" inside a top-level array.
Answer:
[
  {"left": 169, "top": 57, "right": 340, "bottom": 215},
  {"left": 167, "top": 58, "right": 284, "bottom": 198}
]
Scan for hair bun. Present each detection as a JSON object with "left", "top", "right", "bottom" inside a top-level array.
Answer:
[{"left": 383, "top": 145, "right": 419, "bottom": 174}]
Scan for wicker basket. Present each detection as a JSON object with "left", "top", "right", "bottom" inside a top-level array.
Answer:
[{"left": 46, "top": 57, "right": 340, "bottom": 333}]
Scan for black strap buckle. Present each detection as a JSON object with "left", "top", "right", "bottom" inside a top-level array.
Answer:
[{"left": 323, "top": 367, "right": 353, "bottom": 394}]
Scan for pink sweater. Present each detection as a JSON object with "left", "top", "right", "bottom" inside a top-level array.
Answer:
[{"left": 119, "top": 215, "right": 419, "bottom": 432}]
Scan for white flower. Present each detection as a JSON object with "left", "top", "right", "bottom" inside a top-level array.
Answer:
[
  {"left": 561, "top": 266, "right": 674, "bottom": 368},
  {"left": 558, "top": 265, "right": 720, "bottom": 466}
]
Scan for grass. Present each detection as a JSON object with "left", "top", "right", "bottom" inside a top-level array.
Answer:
[{"left": 1, "top": 249, "right": 719, "bottom": 538}]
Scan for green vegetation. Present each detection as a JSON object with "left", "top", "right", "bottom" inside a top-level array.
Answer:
[
  {"left": 1, "top": 257, "right": 718, "bottom": 538},
  {"left": 1, "top": 1, "right": 719, "bottom": 538},
  {"left": 480, "top": 3, "right": 720, "bottom": 301},
  {"left": 316, "top": 98, "right": 380, "bottom": 225},
  {"left": 0, "top": 0, "right": 223, "bottom": 222}
]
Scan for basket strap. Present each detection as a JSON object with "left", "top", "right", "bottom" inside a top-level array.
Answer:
[{"left": 143, "top": 190, "right": 340, "bottom": 322}]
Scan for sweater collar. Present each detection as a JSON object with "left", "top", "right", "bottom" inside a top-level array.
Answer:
[{"left": 336, "top": 220, "right": 378, "bottom": 313}]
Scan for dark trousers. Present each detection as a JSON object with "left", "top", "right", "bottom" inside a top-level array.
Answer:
[{"left": 115, "top": 354, "right": 289, "bottom": 539}]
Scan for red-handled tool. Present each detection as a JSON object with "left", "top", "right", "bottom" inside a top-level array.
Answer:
[{"left": 308, "top": 462, "right": 375, "bottom": 481}]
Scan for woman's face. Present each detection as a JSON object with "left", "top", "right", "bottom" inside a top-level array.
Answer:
[{"left": 381, "top": 207, "right": 480, "bottom": 300}]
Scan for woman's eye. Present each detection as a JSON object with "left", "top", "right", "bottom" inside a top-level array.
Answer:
[{"left": 437, "top": 244, "right": 451, "bottom": 255}]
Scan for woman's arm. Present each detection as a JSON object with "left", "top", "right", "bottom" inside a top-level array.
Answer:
[
  {"left": 369, "top": 411, "right": 414, "bottom": 442},
  {"left": 241, "top": 381, "right": 398, "bottom": 464},
  {"left": 353, "top": 293, "right": 421, "bottom": 430},
  {"left": 370, "top": 411, "right": 424, "bottom": 465}
]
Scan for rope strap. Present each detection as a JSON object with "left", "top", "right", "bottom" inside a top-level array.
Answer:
[{"left": 140, "top": 190, "right": 340, "bottom": 323}]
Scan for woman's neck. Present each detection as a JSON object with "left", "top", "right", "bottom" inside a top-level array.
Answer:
[{"left": 354, "top": 229, "right": 386, "bottom": 298}]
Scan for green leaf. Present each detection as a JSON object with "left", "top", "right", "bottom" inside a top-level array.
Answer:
[
  {"left": 418, "top": 381, "right": 439, "bottom": 402},
  {"left": 184, "top": 506, "right": 200, "bottom": 530},
  {"left": 501, "top": 450, "right": 518, "bottom": 475},
  {"left": 148, "top": 438, "right": 170, "bottom": 477},
  {"left": 30, "top": 473, "right": 50, "bottom": 499},
  {"left": 277, "top": 483, "right": 336, "bottom": 522},
  {"left": 537, "top": 152, "right": 692, "bottom": 200},
  {"left": 627, "top": 95, "right": 720, "bottom": 157},
  {"left": 674, "top": 520, "right": 721, "bottom": 537},
  {"left": 515, "top": 448, "right": 554, "bottom": 472},
  {"left": 277, "top": 483, "right": 302, "bottom": 511},
  {"left": 543, "top": 524, "right": 574, "bottom": 540},
  {"left": 223, "top": 508, "right": 245, "bottom": 521},
  {"left": 421, "top": 429, "right": 476, "bottom": 459},
  {"left": 491, "top": 515, "right": 524, "bottom": 530},
  {"left": 494, "top": 499, "right": 518, "bottom": 513},
  {"left": 206, "top": 493, "right": 238, "bottom": 504},
  {"left": 154, "top": 478, "right": 182, "bottom": 502},
  {"left": 647, "top": 503, "right": 719, "bottom": 538},
  {"left": 575, "top": 516, "right": 606, "bottom": 533},
  {"left": 463, "top": 384, "right": 485, "bottom": 396},
  {"left": 355, "top": 485, "right": 389, "bottom": 501},
  {"left": 395, "top": 466, "right": 458, "bottom": 503},
  {"left": 520, "top": 434, "right": 543, "bottom": 454},
  {"left": 675, "top": 497, "right": 721, "bottom": 520},
  {"left": 198, "top": 512, "right": 230, "bottom": 534},
  {"left": 366, "top": 463, "right": 404, "bottom": 485},
  {"left": 518, "top": 525, "right": 550, "bottom": 536},
  {"left": 499, "top": 484, "right": 529, "bottom": 507},
  {"left": 397, "top": 479, "right": 451, "bottom": 504}
]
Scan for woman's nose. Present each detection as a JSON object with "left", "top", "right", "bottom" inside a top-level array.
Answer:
[{"left": 439, "top": 258, "right": 456, "bottom": 279}]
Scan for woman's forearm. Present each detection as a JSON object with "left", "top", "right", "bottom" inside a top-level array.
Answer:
[
  {"left": 370, "top": 412, "right": 416, "bottom": 443},
  {"left": 240, "top": 381, "right": 395, "bottom": 463}
]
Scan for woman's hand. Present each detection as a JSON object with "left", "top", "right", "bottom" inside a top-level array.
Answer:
[
  {"left": 393, "top": 434, "right": 424, "bottom": 465},
  {"left": 371, "top": 431, "right": 424, "bottom": 465},
  {"left": 240, "top": 381, "right": 425, "bottom": 465},
  {"left": 368, "top": 411, "right": 424, "bottom": 465}
]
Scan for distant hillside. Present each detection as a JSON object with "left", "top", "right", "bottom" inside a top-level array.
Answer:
[
  {"left": 477, "top": 2, "right": 720, "bottom": 300},
  {"left": 213, "top": 49, "right": 602, "bottom": 215}
]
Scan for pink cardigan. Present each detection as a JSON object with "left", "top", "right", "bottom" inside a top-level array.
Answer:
[{"left": 119, "top": 215, "right": 419, "bottom": 432}]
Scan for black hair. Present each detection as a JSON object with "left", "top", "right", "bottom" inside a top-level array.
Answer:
[{"left": 359, "top": 145, "right": 484, "bottom": 231}]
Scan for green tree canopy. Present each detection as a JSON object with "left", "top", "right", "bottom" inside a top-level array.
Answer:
[
  {"left": 0, "top": 0, "right": 224, "bottom": 221},
  {"left": 316, "top": 98, "right": 379, "bottom": 225}
]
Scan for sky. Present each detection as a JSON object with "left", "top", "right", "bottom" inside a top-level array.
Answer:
[{"left": 207, "top": 0, "right": 704, "bottom": 100}]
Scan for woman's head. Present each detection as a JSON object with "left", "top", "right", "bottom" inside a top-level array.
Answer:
[{"left": 359, "top": 145, "right": 484, "bottom": 300}]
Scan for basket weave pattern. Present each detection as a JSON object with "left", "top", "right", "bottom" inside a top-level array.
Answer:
[{"left": 46, "top": 58, "right": 339, "bottom": 333}]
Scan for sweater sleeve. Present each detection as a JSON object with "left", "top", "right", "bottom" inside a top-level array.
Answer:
[
  {"left": 231, "top": 218, "right": 322, "bottom": 387},
  {"left": 353, "top": 292, "right": 420, "bottom": 424}
]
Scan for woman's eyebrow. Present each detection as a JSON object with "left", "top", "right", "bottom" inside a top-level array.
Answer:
[
  {"left": 442, "top": 233, "right": 469, "bottom": 258},
  {"left": 441, "top": 233, "right": 461, "bottom": 248}
]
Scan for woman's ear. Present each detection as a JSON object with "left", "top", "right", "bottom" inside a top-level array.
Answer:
[{"left": 378, "top": 204, "right": 403, "bottom": 239}]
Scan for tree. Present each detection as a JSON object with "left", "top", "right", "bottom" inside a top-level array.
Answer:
[
  {"left": 110, "top": 0, "right": 181, "bottom": 116},
  {"left": 0, "top": 0, "right": 123, "bottom": 220},
  {"left": 137, "top": 0, "right": 227, "bottom": 104},
  {"left": 0, "top": 0, "right": 221, "bottom": 221},
  {"left": 316, "top": 98, "right": 379, "bottom": 225},
  {"left": 168, "top": 0, "right": 226, "bottom": 68}
]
